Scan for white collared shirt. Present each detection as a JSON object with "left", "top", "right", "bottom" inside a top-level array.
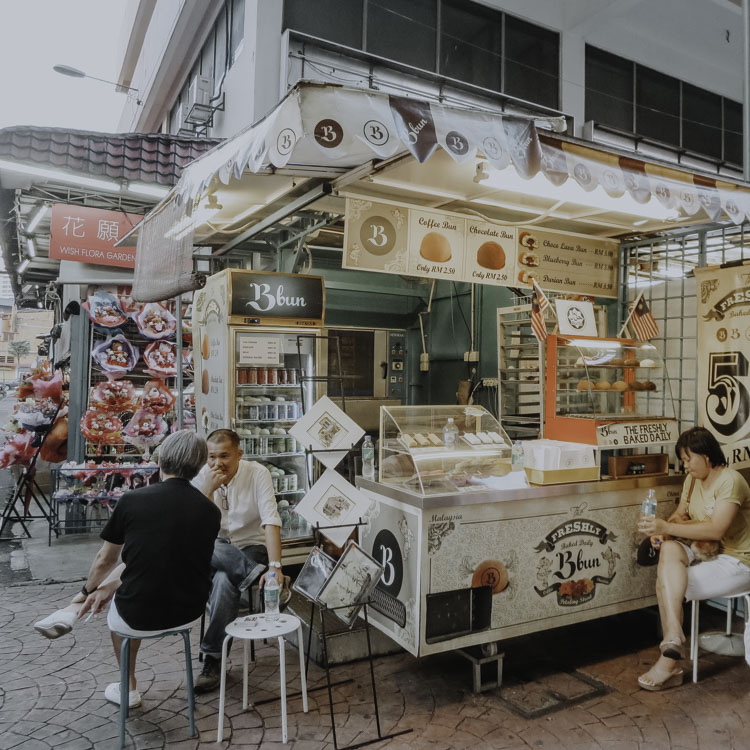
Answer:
[{"left": 192, "top": 460, "right": 280, "bottom": 548}]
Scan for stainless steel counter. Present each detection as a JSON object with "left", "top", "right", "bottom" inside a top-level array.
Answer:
[{"left": 357, "top": 473, "right": 684, "bottom": 510}]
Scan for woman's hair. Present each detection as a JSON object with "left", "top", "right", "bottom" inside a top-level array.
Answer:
[
  {"left": 675, "top": 427, "right": 727, "bottom": 468},
  {"left": 158, "top": 430, "right": 208, "bottom": 479}
]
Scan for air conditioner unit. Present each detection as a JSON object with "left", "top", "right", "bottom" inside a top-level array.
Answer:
[{"left": 188, "top": 75, "right": 212, "bottom": 109}]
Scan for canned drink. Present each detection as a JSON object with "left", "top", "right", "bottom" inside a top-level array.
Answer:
[
  {"left": 272, "top": 474, "right": 280, "bottom": 492},
  {"left": 288, "top": 369, "right": 297, "bottom": 384},
  {"left": 257, "top": 368, "right": 268, "bottom": 385},
  {"left": 247, "top": 367, "right": 258, "bottom": 384},
  {"left": 268, "top": 367, "right": 279, "bottom": 385},
  {"left": 279, "top": 474, "right": 289, "bottom": 492},
  {"left": 278, "top": 368, "right": 288, "bottom": 384},
  {"left": 287, "top": 474, "right": 298, "bottom": 491},
  {"left": 286, "top": 436, "right": 296, "bottom": 453},
  {"left": 238, "top": 367, "right": 248, "bottom": 384}
]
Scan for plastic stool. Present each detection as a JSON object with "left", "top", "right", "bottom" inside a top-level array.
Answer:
[
  {"left": 217, "top": 613, "right": 308, "bottom": 743},
  {"left": 689, "top": 592, "right": 750, "bottom": 683},
  {"left": 115, "top": 628, "right": 196, "bottom": 749}
]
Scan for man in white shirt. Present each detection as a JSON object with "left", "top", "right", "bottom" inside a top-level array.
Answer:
[{"left": 191, "top": 429, "right": 283, "bottom": 693}]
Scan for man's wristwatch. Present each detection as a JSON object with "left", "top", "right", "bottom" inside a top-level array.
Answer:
[
  {"left": 81, "top": 583, "right": 97, "bottom": 597},
  {"left": 268, "top": 561, "right": 282, "bottom": 569}
]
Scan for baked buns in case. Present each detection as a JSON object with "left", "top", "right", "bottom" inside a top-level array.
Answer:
[
  {"left": 593, "top": 380, "right": 611, "bottom": 390},
  {"left": 612, "top": 380, "right": 628, "bottom": 391},
  {"left": 576, "top": 379, "right": 592, "bottom": 391}
]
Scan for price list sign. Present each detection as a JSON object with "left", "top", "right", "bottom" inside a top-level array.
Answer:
[{"left": 343, "top": 198, "right": 618, "bottom": 298}]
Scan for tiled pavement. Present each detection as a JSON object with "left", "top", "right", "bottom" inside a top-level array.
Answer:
[{"left": 3, "top": 579, "right": 750, "bottom": 749}]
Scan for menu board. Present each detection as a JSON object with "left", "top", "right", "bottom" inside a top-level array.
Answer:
[
  {"left": 514, "top": 228, "right": 617, "bottom": 298},
  {"left": 343, "top": 197, "right": 618, "bottom": 298}
]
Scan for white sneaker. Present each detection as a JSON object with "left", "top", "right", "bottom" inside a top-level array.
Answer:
[
  {"left": 104, "top": 682, "right": 142, "bottom": 708},
  {"left": 34, "top": 609, "right": 78, "bottom": 639}
]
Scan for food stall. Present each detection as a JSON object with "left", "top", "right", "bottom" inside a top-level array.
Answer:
[
  {"left": 357, "top": 399, "right": 681, "bottom": 657},
  {"left": 127, "top": 81, "right": 750, "bottom": 661}
]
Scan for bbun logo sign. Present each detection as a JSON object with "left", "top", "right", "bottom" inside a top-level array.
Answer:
[{"left": 230, "top": 271, "right": 324, "bottom": 324}]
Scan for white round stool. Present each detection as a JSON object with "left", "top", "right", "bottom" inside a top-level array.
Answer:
[{"left": 217, "top": 613, "right": 308, "bottom": 743}]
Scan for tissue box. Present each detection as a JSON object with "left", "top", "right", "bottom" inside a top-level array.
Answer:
[{"left": 522, "top": 439, "right": 599, "bottom": 485}]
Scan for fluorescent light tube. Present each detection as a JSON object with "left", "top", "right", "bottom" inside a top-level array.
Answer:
[
  {"left": 0, "top": 159, "right": 121, "bottom": 193},
  {"left": 26, "top": 238, "right": 36, "bottom": 258},
  {"left": 128, "top": 182, "right": 171, "bottom": 198},
  {"left": 26, "top": 204, "right": 49, "bottom": 233},
  {"left": 18, "top": 259, "right": 31, "bottom": 274}
]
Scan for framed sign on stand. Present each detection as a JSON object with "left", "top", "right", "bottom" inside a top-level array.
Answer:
[{"left": 295, "top": 530, "right": 412, "bottom": 750}]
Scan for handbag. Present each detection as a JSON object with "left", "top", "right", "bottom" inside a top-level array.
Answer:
[{"left": 635, "top": 478, "right": 720, "bottom": 566}]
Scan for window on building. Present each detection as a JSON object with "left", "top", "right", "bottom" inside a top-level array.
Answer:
[
  {"left": 215, "top": 6, "right": 228, "bottom": 94},
  {"left": 202, "top": 27, "right": 215, "bottom": 81},
  {"left": 503, "top": 15, "right": 559, "bottom": 110},
  {"left": 283, "top": 0, "right": 364, "bottom": 49},
  {"left": 230, "top": 0, "right": 245, "bottom": 65},
  {"left": 440, "top": 0, "right": 502, "bottom": 92},
  {"left": 682, "top": 82, "right": 722, "bottom": 159},
  {"left": 636, "top": 65, "right": 680, "bottom": 147},
  {"left": 367, "top": 0, "right": 437, "bottom": 72},
  {"left": 724, "top": 98, "right": 743, "bottom": 166},
  {"left": 585, "top": 47, "right": 633, "bottom": 132}
]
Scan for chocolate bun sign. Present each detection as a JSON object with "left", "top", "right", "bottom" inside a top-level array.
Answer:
[
  {"left": 343, "top": 197, "right": 618, "bottom": 298},
  {"left": 230, "top": 271, "right": 324, "bottom": 326}
]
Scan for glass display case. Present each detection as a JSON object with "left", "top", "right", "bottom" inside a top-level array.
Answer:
[
  {"left": 544, "top": 334, "right": 678, "bottom": 447},
  {"left": 379, "top": 405, "right": 512, "bottom": 495}
]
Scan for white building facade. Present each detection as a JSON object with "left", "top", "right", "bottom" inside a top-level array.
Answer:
[{"left": 117, "top": 0, "right": 746, "bottom": 178}]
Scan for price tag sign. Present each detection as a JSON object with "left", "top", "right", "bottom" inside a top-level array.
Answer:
[{"left": 237, "top": 335, "right": 282, "bottom": 366}]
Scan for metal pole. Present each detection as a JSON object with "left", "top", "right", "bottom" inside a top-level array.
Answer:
[
  {"left": 744, "top": 0, "right": 750, "bottom": 181},
  {"left": 176, "top": 294, "right": 184, "bottom": 430}
]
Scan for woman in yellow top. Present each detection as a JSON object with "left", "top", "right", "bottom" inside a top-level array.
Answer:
[{"left": 638, "top": 426, "right": 750, "bottom": 690}]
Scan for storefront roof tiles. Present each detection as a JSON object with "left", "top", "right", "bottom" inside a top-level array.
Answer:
[{"left": 0, "top": 126, "right": 220, "bottom": 186}]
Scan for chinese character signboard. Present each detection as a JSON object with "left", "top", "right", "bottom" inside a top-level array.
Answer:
[
  {"left": 343, "top": 198, "right": 617, "bottom": 297},
  {"left": 49, "top": 204, "right": 143, "bottom": 268}
]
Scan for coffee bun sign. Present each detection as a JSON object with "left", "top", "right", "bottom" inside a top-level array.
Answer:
[{"left": 229, "top": 270, "right": 325, "bottom": 326}]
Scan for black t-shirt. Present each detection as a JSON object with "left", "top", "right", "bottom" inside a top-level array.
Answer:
[{"left": 101, "top": 477, "right": 221, "bottom": 631}]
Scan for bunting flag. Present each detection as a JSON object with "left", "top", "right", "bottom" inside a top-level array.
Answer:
[
  {"left": 531, "top": 280, "right": 550, "bottom": 342},
  {"left": 629, "top": 295, "right": 660, "bottom": 341}
]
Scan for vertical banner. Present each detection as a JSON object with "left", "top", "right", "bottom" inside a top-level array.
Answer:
[{"left": 695, "top": 265, "right": 750, "bottom": 468}]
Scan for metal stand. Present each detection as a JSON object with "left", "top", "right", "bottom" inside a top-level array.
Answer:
[
  {"left": 0, "top": 423, "right": 56, "bottom": 541},
  {"left": 297, "top": 521, "right": 412, "bottom": 750}
]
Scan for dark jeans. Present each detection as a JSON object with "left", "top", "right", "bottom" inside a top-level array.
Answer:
[{"left": 200, "top": 538, "right": 268, "bottom": 656}]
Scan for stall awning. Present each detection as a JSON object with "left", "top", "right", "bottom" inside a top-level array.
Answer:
[{"left": 134, "top": 80, "right": 750, "bottom": 300}]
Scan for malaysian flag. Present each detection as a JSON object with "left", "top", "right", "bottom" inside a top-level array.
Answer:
[
  {"left": 629, "top": 295, "right": 659, "bottom": 341},
  {"left": 530, "top": 280, "right": 550, "bottom": 342}
]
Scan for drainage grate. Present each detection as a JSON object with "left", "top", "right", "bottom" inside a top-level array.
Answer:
[{"left": 498, "top": 670, "right": 610, "bottom": 719}]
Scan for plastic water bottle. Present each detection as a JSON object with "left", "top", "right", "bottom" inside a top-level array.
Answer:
[
  {"left": 512, "top": 440, "right": 524, "bottom": 472},
  {"left": 264, "top": 571, "right": 280, "bottom": 619},
  {"left": 443, "top": 417, "right": 459, "bottom": 449},
  {"left": 641, "top": 488, "right": 657, "bottom": 518},
  {"left": 362, "top": 435, "right": 376, "bottom": 480}
]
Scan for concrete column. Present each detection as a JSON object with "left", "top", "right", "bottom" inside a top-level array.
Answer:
[{"left": 560, "top": 31, "right": 586, "bottom": 137}]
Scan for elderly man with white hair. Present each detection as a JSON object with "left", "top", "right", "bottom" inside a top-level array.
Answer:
[{"left": 33, "top": 430, "right": 221, "bottom": 708}]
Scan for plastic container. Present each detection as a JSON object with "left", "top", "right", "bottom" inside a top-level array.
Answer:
[
  {"left": 511, "top": 440, "right": 524, "bottom": 471},
  {"left": 443, "top": 418, "right": 459, "bottom": 450},
  {"left": 641, "top": 488, "right": 657, "bottom": 518},
  {"left": 264, "top": 571, "right": 280, "bottom": 619},
  {"left": 362, "top": 435, "right": 375, "bottom": 480}
]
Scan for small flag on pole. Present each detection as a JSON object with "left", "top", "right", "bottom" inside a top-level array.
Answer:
[
  {"left": 628, "top": 295, "right": 659, "bottom": 341},
  {"left": 531, "top": 280, "right": 550, "bottom": 342}
]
